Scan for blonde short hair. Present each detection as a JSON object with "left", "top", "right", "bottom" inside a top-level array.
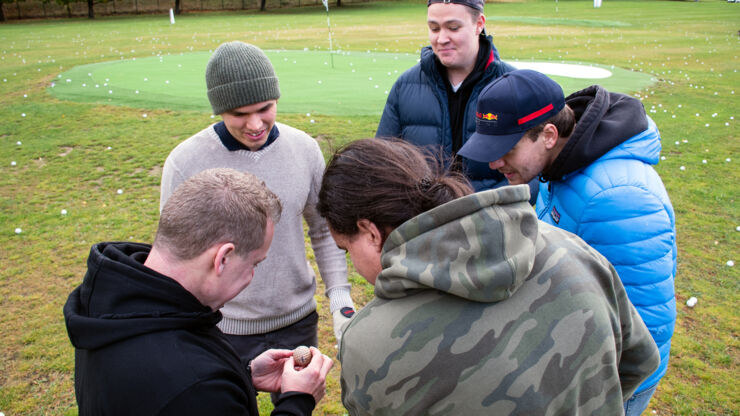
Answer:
[{"left": 155, "top": 168, "right": 282, "bottom": 260}]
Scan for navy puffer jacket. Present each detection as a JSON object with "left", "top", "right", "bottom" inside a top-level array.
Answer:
[{"left": 376, "top": 35, "right": 514, "bottom": 192}]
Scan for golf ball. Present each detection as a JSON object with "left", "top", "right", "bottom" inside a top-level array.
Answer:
[
  {"left": 686, "top": 297, "right": 697, "bottom": 308},
  {"left": 293, "top": 346, "right": 312, "bottom": 367},
  {"left": 61, "top": 209, "right": 67, "bottom": 215},
  {"left": 15, "top": 228, "right": 22, "bottom": 234},
  {"left": 728, "top": 260, "right": 735, "bottom": 267},
  {"left": 117, "top": 189, "right": 123, "bottom": 194}
]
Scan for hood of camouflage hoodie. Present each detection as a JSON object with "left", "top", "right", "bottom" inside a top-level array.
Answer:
[{"left": 375, "top": 184, "right": 537, "bottom": 303}]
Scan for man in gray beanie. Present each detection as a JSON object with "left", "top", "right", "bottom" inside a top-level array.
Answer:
[{"left": 160, "top": 42, "right": 355, "bottom": 401}]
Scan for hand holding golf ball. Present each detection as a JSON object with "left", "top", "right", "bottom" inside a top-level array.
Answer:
[{"left": 282, "top": 346, "right": 333, "bottom": 403}]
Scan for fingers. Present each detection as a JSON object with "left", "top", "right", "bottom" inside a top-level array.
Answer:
[
  {"left": 308, "top": 347, "right": 334, "bottom": 378},
  {"left": 306, "top": 348, "right": 329, "bottom": 367},
  {"left": 255, "top": 348, "right": 291, "bottom": 364},
  {"left": 279, "top": 348, "right": 334, "bottom": 403},
  {"left": 253, "top": 349, "right": 292, "bottom": 376},
  {"left": 282, "top": 356, "right": 296, "bottom": 372},
  {"left": 267, "top": 349, "right": 294, "bottom": 360}
]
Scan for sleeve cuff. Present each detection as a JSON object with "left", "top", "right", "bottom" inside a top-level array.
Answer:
[
  {"left": 273, "top": 391, "right": 315, "bottom": 415},
  {"left": 327, "top": 286, "right": 354, "bottom": 313}
]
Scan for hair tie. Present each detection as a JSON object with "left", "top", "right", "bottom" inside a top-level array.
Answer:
[{"left": 419, "top": 177, "right": 434, "bottom": 192}]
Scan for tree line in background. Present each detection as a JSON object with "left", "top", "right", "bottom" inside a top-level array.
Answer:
[{"left": 0, "top": 0, "right": 354, "bottom": 21}]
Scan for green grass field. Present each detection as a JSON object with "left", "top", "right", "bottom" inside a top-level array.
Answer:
[
  {"left": 1, "top": 0, "right": 738, "bottom": 414},
  {"left": 47, "top": 50, "right": 654, "bottom": 115}
]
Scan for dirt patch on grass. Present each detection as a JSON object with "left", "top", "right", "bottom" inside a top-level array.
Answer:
[{"left": 148, "top": 165, "right": 162, "bottom": 177}]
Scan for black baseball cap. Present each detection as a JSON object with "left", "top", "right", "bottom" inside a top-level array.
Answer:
[
  {"left": 458, "top": 69, "right": 565, "bottom": 163},
  {"left": 427, "top": 0, "right": 485, "bottom": 12}
]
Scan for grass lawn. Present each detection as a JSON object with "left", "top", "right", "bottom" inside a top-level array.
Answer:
[
  {"left": 47, "top": 50, "right": 653, "bottom": 115},
  {"left": 0, "top": 0, "right": 738, "bottom": 414}
]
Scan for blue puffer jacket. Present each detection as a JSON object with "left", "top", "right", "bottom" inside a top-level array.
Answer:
[
  {"left": 536, "top": 87, "right": 677, "bottom": 393},
  {"left": 376, "top": 35, "right": 514, "bottom": 192}
]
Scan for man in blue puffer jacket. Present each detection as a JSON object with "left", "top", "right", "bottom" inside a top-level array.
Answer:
[
  {"left": 376, "top": 0, "right": 528, "bottom": 195},
  {"left": 459, "top": 69, "right": 677, "bottom": 416}
]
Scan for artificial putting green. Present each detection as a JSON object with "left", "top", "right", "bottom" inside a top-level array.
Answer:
[{"left": 49, "top": 49, "right": 655, "bottom": 116}]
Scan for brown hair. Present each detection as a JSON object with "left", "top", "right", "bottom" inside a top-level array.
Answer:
[
  {"left": 465, "top": 8, "right": 482, "bottom": 23},
  {"left": 155, "top": 168, "right": 282, "bottom": 260},
  {"left": 318, "top": 139, "right": 473, "bottom": 240},
  {"left": 525, "top": 104, "right": 576, "bottom": 141}
]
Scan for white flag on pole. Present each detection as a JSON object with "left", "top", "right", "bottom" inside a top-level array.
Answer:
[{"left": 322, "top": 0, "right": 329, "bottom": 11}]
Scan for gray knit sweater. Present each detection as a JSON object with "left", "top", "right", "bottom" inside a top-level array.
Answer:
[{"left": 160, "top": 122, "right": 352, "bottom": 334}]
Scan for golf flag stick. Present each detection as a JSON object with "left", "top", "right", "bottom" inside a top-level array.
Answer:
[{"left": 322, "top": 0, "right": 334, "bottom": 68}]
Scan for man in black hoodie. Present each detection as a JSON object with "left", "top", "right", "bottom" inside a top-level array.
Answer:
[{"left": 64, "top": 168, "right": 334, "bottom": 415}]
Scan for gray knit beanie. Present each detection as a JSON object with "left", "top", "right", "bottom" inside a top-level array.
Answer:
[{"left": 206, "top": 41, "right": 281, "bottom": 115}]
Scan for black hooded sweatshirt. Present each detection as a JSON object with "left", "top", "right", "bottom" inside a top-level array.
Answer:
[
  {"left": 541, "top": 84, "right": 649, "bottom": 182},
  {"left": 63, "top": 242, "right": 314, "bottom": 415}
]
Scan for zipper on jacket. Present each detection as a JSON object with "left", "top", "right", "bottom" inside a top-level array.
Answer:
[{"left": 538, "top": 181, "right": 554, "bottom": 220}]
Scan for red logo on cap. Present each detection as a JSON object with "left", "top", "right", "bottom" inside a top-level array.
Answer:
[
  {"left": 477, "top": 112, "right": 498, "bottom": 121},
  {"left": 518, "top": 104, "right": 554, "bottom": 125}
]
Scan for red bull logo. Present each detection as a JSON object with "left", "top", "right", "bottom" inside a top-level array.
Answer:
[{"left": 477, "top": 112, "right": 498, "bottom": 121}]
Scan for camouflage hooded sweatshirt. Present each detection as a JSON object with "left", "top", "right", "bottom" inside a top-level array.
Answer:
[{"left": 339, "top": 185, "right": 659, "bottom": 416}]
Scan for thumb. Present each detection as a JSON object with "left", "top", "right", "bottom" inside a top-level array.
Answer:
[{"left": 282, "top": 356, "right": 297, "bottom": 374}]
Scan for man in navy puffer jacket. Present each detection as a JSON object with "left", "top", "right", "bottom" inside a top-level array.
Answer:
[
  {"left": 376, "top": 0, "right": 532, "bottom": 196},
  {"left": 460, "top": 69, "right": 677, "bottom": 416}
]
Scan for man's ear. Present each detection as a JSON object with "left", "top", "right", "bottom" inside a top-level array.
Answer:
[
  {"left": 476, "top": 15, "right": 486, "bottom": 36},
  {"left": 542, "top": 123, "right": 560, "bottom": 150},
  {"left": 213, "top": 243, "right": 236, "bottom": 275},
  {"left": 356, "top": 219, "right": 384, "bottom": 252}
]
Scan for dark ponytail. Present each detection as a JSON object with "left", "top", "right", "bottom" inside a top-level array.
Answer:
[{"left": 318, "top": 139, "right": 473, "bottom": 238}]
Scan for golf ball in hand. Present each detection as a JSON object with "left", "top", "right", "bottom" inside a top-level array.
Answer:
[{"left": 293, "top": 346, "right": 312, "bottom": 367}]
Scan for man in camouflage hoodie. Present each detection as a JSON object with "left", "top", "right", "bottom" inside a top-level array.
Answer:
[{"left": 336, "top": 184, "right": 660, "bottom": 415}]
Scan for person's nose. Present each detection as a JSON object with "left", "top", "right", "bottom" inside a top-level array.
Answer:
[
  {"left": 245, "top": 114, "right": 262, "bottom": 130},
  {"left": 489, "top": 159, "right": 504, "bottom": 170},
  {"left": 437, "top": 29, "right": 450, "bottom": 44}
]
